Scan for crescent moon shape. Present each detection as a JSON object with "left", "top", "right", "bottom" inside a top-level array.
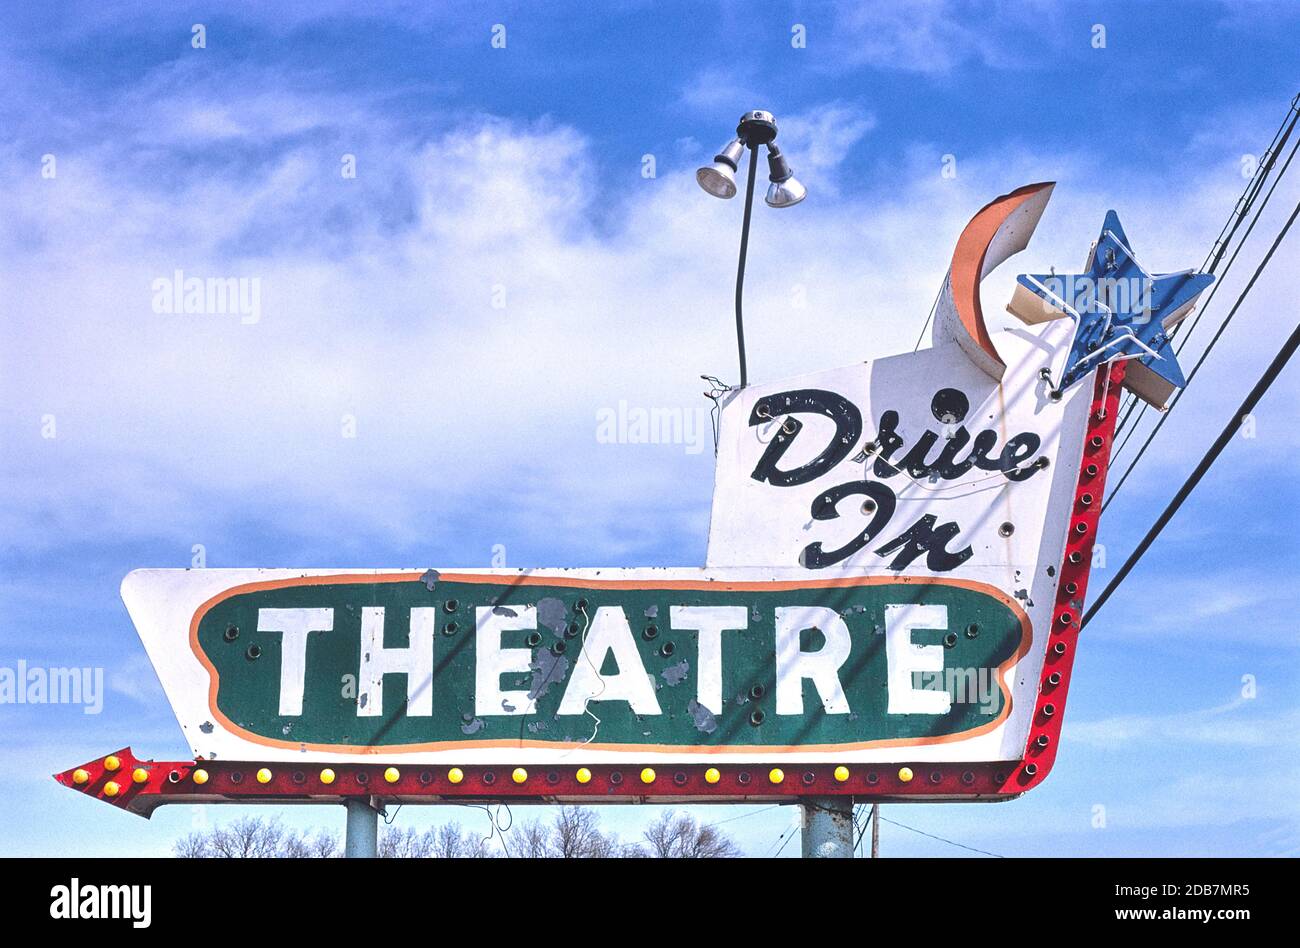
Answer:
[{"left": 933, "top": 181, "right": 1055, "bottom": 379}]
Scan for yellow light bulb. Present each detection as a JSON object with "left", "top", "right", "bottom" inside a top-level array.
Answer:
[
  {"left": 256, "top": 768, "right": 273, "bottom": 784},
  {"left": 192, "top": 768, "right": 209, "bottom": 785},
  {"left": 704, "top": 767, "right": 721, "bottom": 784},
  {"left": 384, "top": 767, "right": 400, "bottom": 784},
  {"left": 898, "top": 766, "right": 914, "bottom": 783},
  {"left": 318, "top": 768, "right": 335, "bottom": 785},
  {"left": 132, "top": 768, "right": 149, "bottom": 784},
  {"left": 447, "top": 767, "right": 464, "bottom": 784},
  {"left": 640, "top": 767, "right": 656, "bottom": 784},
  {"left": 512, "top": 767, "right": 528, "bottom": 784},
  {"left": 768, "top": 768, "right": 784, "bottom": 784},
  {"left": 103, "top": 755, "right": 121, "bottom": 772},
  {"left": 575, "top": 767, "right": 592, "bottom": 784},
  {"left": 72, "top": 769, "right": 90, "bottom": 785},
  {"left": 103, "top": 781, "right": 121, "bottom": 797},
  {"left": 833, "top": 765, "right": 850, "bottom": 783}
]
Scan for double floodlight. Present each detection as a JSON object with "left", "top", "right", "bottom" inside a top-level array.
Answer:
[{"left": 695, "top": 110, "right": 806, "bottom": 208}]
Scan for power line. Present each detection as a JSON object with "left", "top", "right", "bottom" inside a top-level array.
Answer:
[
  {"left": 913, "top": 281, "right": 945, "bottom": 351},
  {"left": 1082, "top": 221, "right": 1300, "bottom": 630},
  {"left": 1101, "top": 193, "right": 1300, "bottom": 516},
  {"left": 1109, "top": 93, "right": 1299, "bottom": 451},
  {"left": 704, "top": 804, "right": 782, "bottom": 828},
  {"left": 877, "top": 815, "right": 1006, "bottom": 858},
  {"left": 1107, "top": 96, "right": 1300, "bottom": 470},
  {"left": 1106, "top": 130, "right": 1299, "bottom": 491},
  {"left": 1203, "top": 92, "right": 1300, "bottom": 275},
  {"left": 853, "top": 803, "right": 875, "bottom": 853},
  {"left": 770, "top": 825, "right": 797, "bottom": 858}
]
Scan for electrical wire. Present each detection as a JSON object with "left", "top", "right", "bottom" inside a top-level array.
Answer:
[
  {"left": 913, "top": 280, "right": 945, "bottom": 352},
  {"left": 704, "top": 804, "right": 782, "bottom": 828},
  {"left": 1101, "top": 194, "right": 1300, "bottom": 516},
  {"left": 1083, "top": 254, "right": 1300, "bottom": 631},
  {"left": 1107, "top": 96, "right": 1299, "bottom": 466},
  {"left": 853, "top": 803, "right": 875, "bottom": 853},
  {"left": 878, "top": 815, "right": 1006, "bottom": 858},
  {"left": 1106, "top": 95, "right": 1298, "bottom": 454},
  {"left": 769, "top": 823, "right": 798, "bottom": 858},
  {"left": 1108, "top": 128, "right": 1299, "bottom": 474}
]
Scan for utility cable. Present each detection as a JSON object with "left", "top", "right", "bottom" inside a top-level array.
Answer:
[{"left": 1083, "top": 277, "right": 1300, "bottom": 630}]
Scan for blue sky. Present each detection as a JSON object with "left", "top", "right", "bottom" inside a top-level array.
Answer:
[{"left": 2, "top": 0, "right": 1298, "bottom": 857}]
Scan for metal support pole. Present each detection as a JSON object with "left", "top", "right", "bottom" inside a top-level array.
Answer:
[
  {"left": 733, "top": 145, "right": 759, "bottom": 388},
  {"left": 871, "top": 803, "right": 880, "bottom": 858},
  {"left": 344, "top": 798, "right": 379, "bottom": 859},
  {"left": 800, "top": 797, "right": 854, "bottom": 858}
]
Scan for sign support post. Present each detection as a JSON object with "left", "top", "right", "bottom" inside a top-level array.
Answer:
[
  {"left": 800, "top": 798, "right": 854, "bottom": 859},
  {"left": 344, "top": 798, "right": 379, "bottom": 859}
]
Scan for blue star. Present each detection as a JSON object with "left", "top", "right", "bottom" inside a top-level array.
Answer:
[{"left": 1010, "top": 211, "right": 1214, "bottom": 407}]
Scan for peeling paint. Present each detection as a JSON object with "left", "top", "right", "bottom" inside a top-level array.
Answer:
[
  {"left": 536, "top": 597, "right": 568, "bottom": 637},
  {"left": 460, "top": 715, "right": 485, "bottom": 735},
  {"left": 493, "top": 605, "right": 518, "bottom": 617},
  {"left": 688, "top": 699, "right": 718, "bottom": 734},
  {"left": 661, "top": 659, "right": 690, "bottom": 687},
  {"left": 420, "top": 569, "right": 440, "bottom": 590},
  {"left": 643, "top": 604, "right": 658, "bottom": 619},
  {"left": 199, "top": 721, "right": 214, "bottom": 734},
  {"left": 528, "top": 649, "right": 570, "bottom": 702}
]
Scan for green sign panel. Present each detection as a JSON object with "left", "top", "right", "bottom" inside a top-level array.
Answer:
[{"left": 191, "top": 573, "right": 1030, "bottom": 754}]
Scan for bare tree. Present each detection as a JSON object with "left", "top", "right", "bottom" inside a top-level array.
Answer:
[
  {"left": 507, "top": 806, "right": 650, "bottom": 858},
  {"left": 174, "top": 816, "right": 329, "bottom": 858},
  {"left": 512, "top": 819, "right": 554, "bottom": 858},
  {"left": 643, "top": 811, "right": 741, "bottom": 858},
  {"left": 377, "top": 824, "right": 491, "bottom": 858},
  {"left": 431, "top": 823, "right": 491, "bottom": 858},
  {"left": 552, "top": 805, "right": 625, "bottom": 857},
  {"left": 175, "top": 808, "right": 737, "bottom": 858},
  {"left": 378, "top": 826, "right": 431, "bottom": 858}
]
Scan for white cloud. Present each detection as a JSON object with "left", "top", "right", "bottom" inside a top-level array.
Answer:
[
  {"left": 821, "top": 0, "right": 1062, "bottom": 75},
  {"left": 1067, "top": 695, "right": 1297, "bottom": 750},
  {"left": 1, "top": 62, "right": 1294, "bottom": 592}
]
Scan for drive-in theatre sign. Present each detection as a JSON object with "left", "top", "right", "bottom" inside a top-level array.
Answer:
[{"left": 57, "top": 182, "right": 1212, "bottom": 814}]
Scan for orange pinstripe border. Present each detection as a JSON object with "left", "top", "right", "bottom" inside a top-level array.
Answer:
[{"left": 189, "top": 572, "right": 1033, "bottom": 756}]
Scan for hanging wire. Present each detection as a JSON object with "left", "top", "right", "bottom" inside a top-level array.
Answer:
[
  {"left": 1083, "top": 200, "right": 1300, "bottom": 630},
  {"left": 704, "top": 804, "right": 782, "bottom": 828},
  {"left": 853, "top": 803, "right": 875, "bottom": 854},
  {"left": 1107, "top": 92, "right": 1300, "bottom": 455},
  {"left": 572, "top": 602, "right": 605, "bottom": 747},
  {"left": 1108, "top": 94, "right": 1300, "bottom": 463},
  {"left": 701, "top": 374, "right": 734, "bottom": 457},
  {"left": 912, "top": 279, "right": 946, "bottom": 352},
  {"left": 1110, "top": 124, "right": 1299, "bottom": 468},
  {"left": 878, "top": 815, "right": 1006, "bottom": 858},
  {"left": 1103, "top": 192, "right": 1300, "bottom": 516}
]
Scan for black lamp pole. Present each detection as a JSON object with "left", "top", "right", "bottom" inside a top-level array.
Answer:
[
  {"left": 696, "top": 109, "right": 804, "bottom": 390},
  {"left": 734, "top": 145, "right": 759, "bottom": 389}
]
